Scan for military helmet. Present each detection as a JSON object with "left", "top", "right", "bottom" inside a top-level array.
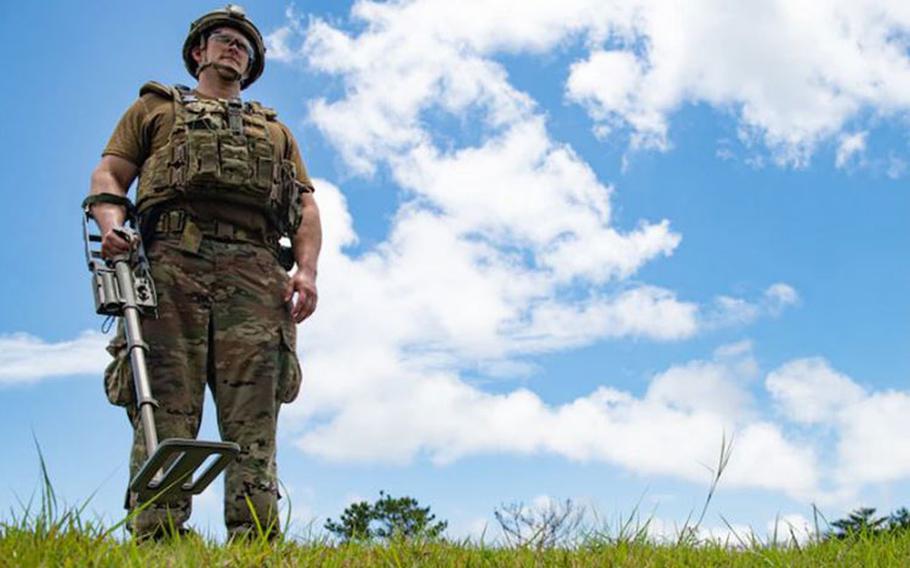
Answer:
[{"left": 183, "top": 4, "right": 266, "bottom": 89}]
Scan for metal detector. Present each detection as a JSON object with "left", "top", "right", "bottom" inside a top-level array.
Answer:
[{"left": 83, "top": 206, "right": 240, "bottom": 503}]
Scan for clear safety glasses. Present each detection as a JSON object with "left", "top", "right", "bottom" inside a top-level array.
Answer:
[{"left": 208, "top": 32, "right": 254, "bottom": 61}]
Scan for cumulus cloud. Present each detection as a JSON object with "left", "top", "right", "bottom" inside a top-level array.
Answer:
[
  {"left": 766, "top": 357, "right": 910, "bottom": 490},
  {"left": 702, "top": 283, "right": 800, "bottom": 328},
  {"left": 294, "top": 294, "right": 821, "bottom": 498},
  {"left": 887, "top": 154, "right": 908, "bottom": 178},
  {"left": 835, "top": 132, "right": 868, "bottom": 169},
  {"left": 272, "top": 0, "right": 910, "bottom": 166},
  {"left": 767, "top": 358, "right": 866, "bottom": 425},
  {"left": 646, "top": 516, "right": 754, "bottom": 546},
  {"left": 771, "top": 514, "right": 815, "bottom": 545},
  {"left": 563, "top": 1, "right": 910, "bottom": 165},
  {"left": 646, "top": 511, "right": 815, "bottom": 546},
  {"left": 836, "top": 391, "right": 910, "bottom": 486},
  {"left": 270, "top": 2, "right": 800, "bottom": 366},
  {"left": 273, "top": 0, "right": 705, "bottom": 376},
  {"left": 7, "top": 316, "right": 903, "bottom": 502},
  {"left": 288, "top": 177, "right": 898, "bottom": 498},
  {"left": 257, "top": 3, "right": 823, "bottom": 500},
  {"left": 0, "top": 331, "right": 110, "bottom": 385},
  {"left": 764, "top": 283, "right": 800, "bottom": 314}
]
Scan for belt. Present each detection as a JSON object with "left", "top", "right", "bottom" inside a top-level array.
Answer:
[{"left": 152, "top": 210, "right": 278, "bottom": 247}]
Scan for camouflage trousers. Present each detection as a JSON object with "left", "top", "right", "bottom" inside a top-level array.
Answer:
[{"left": 104, "top": 231, "right": 301, "bottom": 539}]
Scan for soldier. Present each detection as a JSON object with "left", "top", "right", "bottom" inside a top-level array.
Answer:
[{"left": 83, "top": 5, "right": 321, "bottom": 540}]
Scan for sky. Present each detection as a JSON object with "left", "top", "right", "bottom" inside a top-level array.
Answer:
[{"left": 1, "top": 0, "right": 910, "bottom": 544}]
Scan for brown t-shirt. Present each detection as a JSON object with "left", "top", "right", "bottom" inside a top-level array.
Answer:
[{"left": 103, "top": 87, "right": 314, "bottom": 233}]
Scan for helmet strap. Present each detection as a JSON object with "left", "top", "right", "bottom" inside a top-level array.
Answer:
[{"left": 196, "top": 58, "right": 243, "bottom": 84}]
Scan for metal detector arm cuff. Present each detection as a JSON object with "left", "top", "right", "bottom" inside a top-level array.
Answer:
[{"left": 82, "top": 193, "right": 137, "bottom": 219}]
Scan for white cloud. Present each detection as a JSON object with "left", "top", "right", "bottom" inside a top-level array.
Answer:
[
  {"left": 265, "top": 7, "right": 304, "bottom": 64},
  {"left": 764, "top": 283, "right": 800, "bottom": 314},
  {"left": 292, "top": 323, "right": 820, "bottom": 498},
  {"left": 766, "top": 358, "right": 866, "bottom": 425},
  {"left": 273, "top": 1, "right": 801, "bottom": 373},
  {"left": 645, "top": 342, "right": 757, "bottom": 421},
  {"left": 10, "top": 324, "right": 908, "bottom": 502},
  {"left": 269, "top": 0, "right": 910, "bottom": 166},
  {"left": 836, "top": 391, "right": 910, "bottom": 485},
  {"left": 648, "top": 511, "right": 814, "bottom": 546},
  {"left": 646, "top": 516, "right": 753, "bottom": 546},
  {"left": 564, "top": 1, "right": 910, "bottom": 165},
  {"left": 887, "top": 153, "right": 908, "bottom": 179},
  {"left": 835, "top": 132, "right": 868, "bottom": 169},
  {"left": 765, "top": 357, "right": 910, "bottom": 490},
  {"left": 702, "top": 283, "right": 800, "bottom": 328},
  {"left": 769, "top": 513, "right": 815, "bottom": 545},
  {"left": 705, "top": 296, "right": 762, "bottom": 328},
  {"left": 393, "top": 118, "right": 680, "bottom": 285},
  {"left": 0, "top": 331, "right": 110, "bottom": 385},
  {"left": 258, "top": 3, "right": 828, "bottom": 500},
  {"left": 446, "top": 515, "right": 493, "bottom": 543},
  {"left": 278, "top": 483, "right": 319, "bottom": 537}
]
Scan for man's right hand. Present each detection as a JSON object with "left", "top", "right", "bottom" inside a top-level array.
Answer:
[{"left": 101, "top": 226, "right": 133, "bottom": 259}]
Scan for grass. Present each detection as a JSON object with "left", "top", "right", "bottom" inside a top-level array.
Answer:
[
  {"left": 6, "top": 486, "right": 910, "bottom": 568},
  {"left": 4, "top": 438, "right": 910, "bottom": 566},
  {"left": 5, "top": 521, "right": 910, "bottom": 567}
]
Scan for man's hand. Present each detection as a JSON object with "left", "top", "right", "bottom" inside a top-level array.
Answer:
[
  {"left": 284, "top": 269, "right": 318, "bottom": 323},
  {"left": 101, "top": 226, "right": 133, "bottom": 259}
]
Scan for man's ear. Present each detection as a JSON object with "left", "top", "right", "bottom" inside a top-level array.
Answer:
[{"left": 191, "top": 44, "right": 204, "bottom": 65}]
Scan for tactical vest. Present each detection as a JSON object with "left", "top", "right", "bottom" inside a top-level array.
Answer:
[{"left": 135, "top": 82, "right": 303, "bottom": 238}]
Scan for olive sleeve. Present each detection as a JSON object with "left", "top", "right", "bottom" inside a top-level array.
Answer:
[
  {"left": 279, "top": 124, "right": 316, "bottom": 193},
  {"left": 101, "top": 97, "right": 151, "bottom": 167}
]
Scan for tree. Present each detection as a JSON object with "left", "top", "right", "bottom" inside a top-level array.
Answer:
[
  {"left": 888, "top": 507, "right": 910, "bottom": 533},
  {"left": 827, "top": 506, "right": 910, "bottom": 540},
  {"left": 324, "top": 500, "right": 373, "bottom": 541},
  {"left": 324, "top": 491, "right": 448, "bottom": 542},
  {"left": 493, "top": 499, "right": 585, "bottom": 549},
  {"left": 371, "top": 491, "right": 448, "bottom": 540},
  {"left": 828, "top": 507, "right": 887, "bottom": 539}
]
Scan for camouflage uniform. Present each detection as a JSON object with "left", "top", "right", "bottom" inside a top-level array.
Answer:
[
  {"left": 105, "top": 221, "right": 301, "bottom": 537},
  {"left": 99, "top": 7, "right": 311, "bottom": 539}
]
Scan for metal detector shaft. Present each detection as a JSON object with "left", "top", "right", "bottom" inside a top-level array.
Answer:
[{"left": 113, "top": 257, "right": 159, "bottom": 459}]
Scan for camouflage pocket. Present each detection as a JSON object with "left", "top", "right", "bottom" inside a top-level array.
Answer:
[
  {"left": 103, "top": 330, "right": 135, "bottom": 407},
  {"left": 278, "top": 323, "right": 302, "bottom": 404}
]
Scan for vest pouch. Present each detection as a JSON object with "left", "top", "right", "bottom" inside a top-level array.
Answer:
[
  {"left": 250, "top": 138, "right": 275, "bottom": 194},
  {"left": 269, "top": 160, "right": 298, "bottom": 235},
  {"left": 141, "top": 150, "right": 173, "bottom": 194},
  {"left": 287, "top": 179, "right": 305, "bottom": 234},
  {"left": 219, "top": 133, "right": 252, "bottom": 187},
  {"left": 186, "top": 129, "right": 220, "bottom": 185},
  {"left": 168, "top": 141, "right": 188, "bottom": 188}
]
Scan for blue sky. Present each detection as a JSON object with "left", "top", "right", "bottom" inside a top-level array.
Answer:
[{"left": 2, "top": 0, "right": 910, "bottom": 542}]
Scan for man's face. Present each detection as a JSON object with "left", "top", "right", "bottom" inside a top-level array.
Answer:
[{"left": 195, "top": 26, "right": 253, "bottom": 78}]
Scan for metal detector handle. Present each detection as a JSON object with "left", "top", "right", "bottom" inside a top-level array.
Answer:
[
  {"left": 111, "top": 225, "right": 138, "bottom": 252},
  {"left": 83, "top": 210, "right": 157, "bottom": 317},
  {"left": 112, "top": 256, "right": 160, "bottom": 459}
]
